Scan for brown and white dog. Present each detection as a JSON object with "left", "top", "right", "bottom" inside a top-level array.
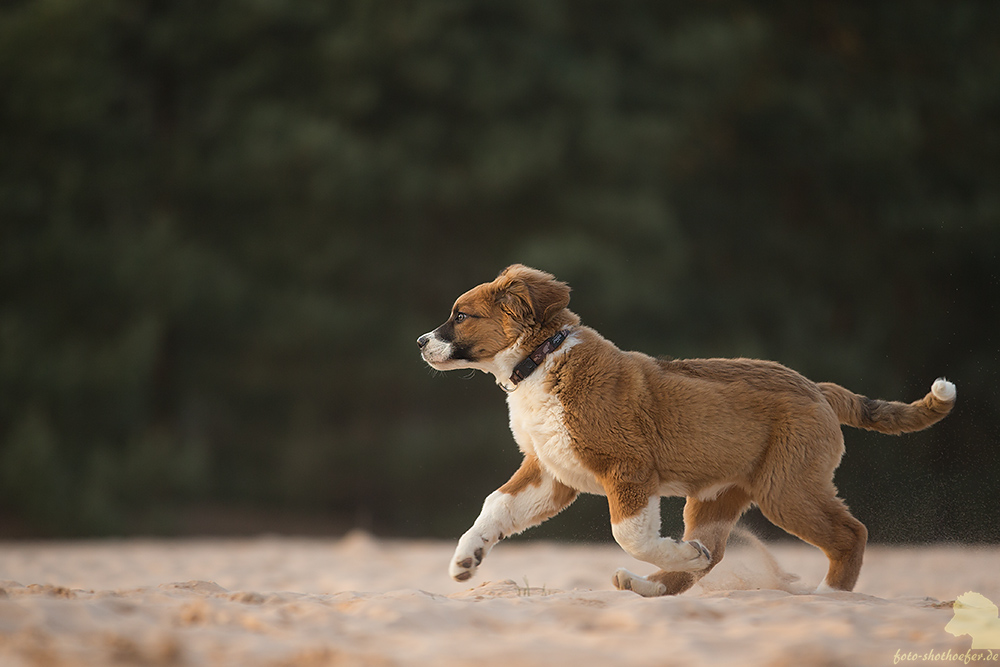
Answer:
[{"left": 417, "top": 265, "right": 956, "bottom": 596}]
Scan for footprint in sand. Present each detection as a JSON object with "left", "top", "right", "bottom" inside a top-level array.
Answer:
[{"left": 945, "top": 592, "right": 1000, "bottom": 649}]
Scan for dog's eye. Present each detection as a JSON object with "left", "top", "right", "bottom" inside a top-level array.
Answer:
[{"left": 454, "top": 312, "right": 468, "bottom": 324}]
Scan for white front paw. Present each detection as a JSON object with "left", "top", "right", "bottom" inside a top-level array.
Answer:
[
  {"left": 449, "top": 534, "right": 492, "bottom": 582},
  {"left": 679, "top": 539, "right": 712, "bottom": 571}
]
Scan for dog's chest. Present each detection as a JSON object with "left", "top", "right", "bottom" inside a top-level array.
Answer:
[{"left": 506, "top": 380, "right": 605, "bottom": 495}]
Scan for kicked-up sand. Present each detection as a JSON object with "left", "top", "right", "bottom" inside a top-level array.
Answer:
[{"left": 1, "top": 531, "right": 998, "bottom": 666}]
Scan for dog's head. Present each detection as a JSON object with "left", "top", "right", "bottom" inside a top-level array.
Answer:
[{"left": 417, "top": 264, "right": 577, "bottom": 377}]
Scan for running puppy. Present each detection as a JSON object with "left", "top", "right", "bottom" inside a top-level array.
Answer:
[{"left": 417, "top": 265, "right": 956, "bottom": 596}]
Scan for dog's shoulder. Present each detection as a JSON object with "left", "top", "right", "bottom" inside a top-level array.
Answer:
[
  {"left": 545, "top": 326, "right": 623, "bottom": 385},
  {"left": 545, "top": 327, "right": 661, "bottom": 407}
]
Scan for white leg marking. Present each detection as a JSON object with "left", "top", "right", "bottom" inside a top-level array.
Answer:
[
  {"left": 814, "top": 580, "right": 838, "bottom": 594},
  {"left": 449, "top": 476, "right": 565, "bottom": 583},
  {"left": 611, "top": 497, "right": 711, "bottom": 573}
]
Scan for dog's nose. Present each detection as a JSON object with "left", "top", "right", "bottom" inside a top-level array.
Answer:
[{"left": 416, "top": 334, "right": 430, "bottom": 349}]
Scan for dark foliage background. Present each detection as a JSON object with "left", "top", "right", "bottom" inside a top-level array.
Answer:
[{"left": 1, "top": 0, "right": 997, "bottom": 542}]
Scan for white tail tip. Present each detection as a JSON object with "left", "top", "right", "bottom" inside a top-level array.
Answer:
[{"left": 931, "top": 378, "right": 956, "bottom": 402}]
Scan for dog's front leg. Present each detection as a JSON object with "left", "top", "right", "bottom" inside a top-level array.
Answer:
[
  {"left": 450, "top": 455, "right": 577, "bottom": 582},
  {"left": 605, "top": 484, "right": 711, "bottom": 595}
]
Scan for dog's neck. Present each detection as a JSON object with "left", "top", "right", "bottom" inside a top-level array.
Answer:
[
  {"left": 489, "top": 329, "right": 573, "bottom": 393},
  {"left": 508, "top": 329, "right": 571, "bottom": 386},
  {"left": 470, "top": 311, "right": 581, "bottom": 392}
]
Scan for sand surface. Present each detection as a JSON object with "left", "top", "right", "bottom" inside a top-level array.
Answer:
[{"left": 1, "top": 533, "right": 998, "bottom": 666}]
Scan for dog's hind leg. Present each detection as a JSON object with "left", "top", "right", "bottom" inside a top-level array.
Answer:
[
  {"left": 756, "top": 487, "right": 867, "bottom": 592},
  {"left": 612, "top": 486, "right": 752, "bottom": 596}
]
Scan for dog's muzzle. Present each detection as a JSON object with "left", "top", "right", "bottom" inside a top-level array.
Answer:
[{"left": 417, "top": 331, "right": 454, "bottom": 366}]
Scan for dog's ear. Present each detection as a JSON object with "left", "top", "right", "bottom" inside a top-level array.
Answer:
[{"left": 493, "top": 264, "right": 571, "bottom": 324}]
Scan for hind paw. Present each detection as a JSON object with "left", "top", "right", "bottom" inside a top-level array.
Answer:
[{"left": 612, "top": 569, "right": 668, "bottom": 597}]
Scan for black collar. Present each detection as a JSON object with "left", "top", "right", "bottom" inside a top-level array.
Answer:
[{"left": 506, "top": 329, "right": 572, "bottom": 389}]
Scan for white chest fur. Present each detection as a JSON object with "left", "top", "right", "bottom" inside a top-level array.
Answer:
[{"left": 505, "top": 349, "right": 606, "bottom": 496}]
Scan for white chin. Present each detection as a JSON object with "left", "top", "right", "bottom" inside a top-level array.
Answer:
[{"left": 424, "top": 357, "right": 468, "bottom": 371}]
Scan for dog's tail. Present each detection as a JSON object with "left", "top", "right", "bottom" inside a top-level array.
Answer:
[{"left": 818, "top": 378, "right": 956, "bottom": 434}]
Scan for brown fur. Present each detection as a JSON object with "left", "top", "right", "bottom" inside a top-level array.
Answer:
[
  {"left": 818, "top": 381, "right": 954, "bottom": 434},
  {"left": 439, "top": 267, "right": 580, "bottom": 363},
  {"left": 422, "top": 265, "right": 955, "bottom": 595}
]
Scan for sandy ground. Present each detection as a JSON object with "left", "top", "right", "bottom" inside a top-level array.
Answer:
[{"left": 1, "top": 533, "right": 998, "bottom": 666}]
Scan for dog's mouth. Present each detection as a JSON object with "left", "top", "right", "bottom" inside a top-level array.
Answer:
[
  {"left": 421, "top": 350, "right": 450, "bottom": 367},
  {"left": 418, "top": 333, "right": 466, "bottom": 368}
]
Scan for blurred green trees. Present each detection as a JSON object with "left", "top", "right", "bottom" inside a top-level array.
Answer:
[{"left": 1, "top": 1, "right": 997, "bottom": 540}]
